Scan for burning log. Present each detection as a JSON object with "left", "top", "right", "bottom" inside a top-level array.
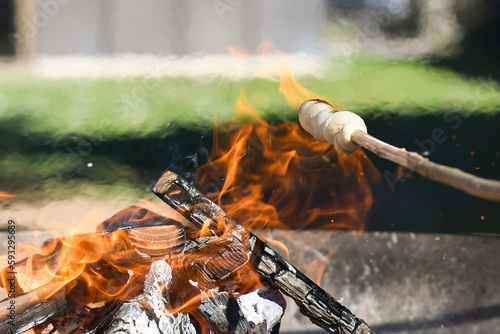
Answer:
[
  {"left": 0, "top": 224, "right": 186, "bottom": 296},
  {"left": 0, "top": 206, "right": 286, "bottom": 334},
  {"left": 152, "top": 170, "right": 376, "bottom": 334},
  {"left": 0, "top": 283, "right": 66, "bottom": 334},
  {"left": 299, "top": 99, "right": 500, "bottom": 202}
]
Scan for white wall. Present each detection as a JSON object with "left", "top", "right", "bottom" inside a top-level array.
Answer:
[{"left": 32, "top": 0, "right": 327, "bottom": 55}]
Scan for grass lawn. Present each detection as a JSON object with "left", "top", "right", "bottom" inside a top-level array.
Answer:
[{"left": 1, "top": 56, "right": 500, "bottom": 201}]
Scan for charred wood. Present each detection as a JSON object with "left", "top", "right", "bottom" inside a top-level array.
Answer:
[
  {"left": 0, "top": 284, "right": 66, "bottom": 334},
  {"left": 0, "top": 224, "right": 187, "bottom": 294},
  {"left": 97, "top": 206, "right": 184, "bottom": 233},
  {"left": 197, "top": 285, "right": 285, "bottom": 334},
  {"left": 152, "top": 170, "right": 376, "bottom": 334},
  {"left": 198, "top": 291, "right": 252, "bottom": 333},
  {"left": 102, "top": 302, "right": 194, "bottom": 334}
]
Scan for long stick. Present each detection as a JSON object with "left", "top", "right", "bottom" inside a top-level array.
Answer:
[
  {"left": 299, "top": 99, "right": 500, "bottom": 202},
  {"left": 153, "top": 170, "right": 376, "bottom": 334},
  {"left": 351, "top": 130, "right": 500, "bottom": 201}
]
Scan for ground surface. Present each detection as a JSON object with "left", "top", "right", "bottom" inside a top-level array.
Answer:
[{"left": 0, "top": 226, "right": 498, "bottom": 334}]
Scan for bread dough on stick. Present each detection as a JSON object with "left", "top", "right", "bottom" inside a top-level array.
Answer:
[{"left": 299, "top": 99, "right": 367, "bottom": 155}]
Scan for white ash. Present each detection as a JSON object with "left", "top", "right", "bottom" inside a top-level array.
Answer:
[
  {"left": 237, "top": 288, "right": 286, "bottom": 333},
  {"left": 104, "top": 260, "right": 196, "bottom": 334},
  {"left": 132, "top": 260, "right": 172, "bottom": 318},
  {"left": 102, "top": 260, "right": 285, "bottom": 334},
  {"left": 101, "top": 303, "right": 194, "bottom": 334},
  {"left": 198, "top": 286, "right": 285, "bottom": 334},
  {"left": 198, "top": 290, "right": 251, "bottom": 333}
]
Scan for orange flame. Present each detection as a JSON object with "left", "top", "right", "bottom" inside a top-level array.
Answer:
[
  {"left": 279, "top": 57, "right": 327, "bottom": 110},
  {"left": 195, "top": 42, "right": 379, "bottom": 281},
  {"left": 0, "top": 41, "right": 379, "bottom": 330},
  {"left": 0, "top": 191, "right": 17, "bottom": 199},
  {"left": 196, "top": 93, "right": 378, "bottom": 234}
]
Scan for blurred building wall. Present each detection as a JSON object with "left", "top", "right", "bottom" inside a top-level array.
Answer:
[
  {"left": 28, "top": 0, "right": 327, "bottom": 55},
  {"left": 10, "top": 0, "right": 496, "bottom": 59}
]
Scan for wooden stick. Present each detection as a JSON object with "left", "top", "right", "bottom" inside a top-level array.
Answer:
[
  {"left": 351, "top": 130, "right": 500, "bottom": 202},
  {"left": 298, "top": 99, "right": 500, "bottom": 202}
]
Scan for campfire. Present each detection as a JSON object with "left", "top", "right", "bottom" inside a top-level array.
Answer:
[
  {"left": 2, "top": 41, "right": 498, "bottom": 334},
  {"left": 0, "top": 165, "right": 377, "bottom": 334},
  {"left": 0, "top": 201, "right": 286, "bottom": 334},
  {"left": 0, "top": 96, "right": 380, "bottom": 333},
  {"left": 0, "top": 106, "right": 379, "bottom": 333}
]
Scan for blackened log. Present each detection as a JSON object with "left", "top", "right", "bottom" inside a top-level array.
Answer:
[
  {"left": 152, "top": 170, "right": 376, "bottom": 334},
  {"left": 31, "top": 274, "right": 149, "bottom": 334},
  {"left": 0, "top": 283, "right": 66, "bottom": 334},
  {"left": 0, "top": 206, "right": 287, "bottom": 334},
  {"left": 0, "top": 239, "right": 62, "bottom": 295},
  {"left": 172, "top": 232, "right": 249, "bottom": 290},
  {"left": 0, "top": 221, "right": 187, "bottom": 334},
  {"left": 96, "top": 206, "right": 185, "bottom": 233},
  {"left": 198, "top": 286, "right": 285, "bottom": 334},
  {"left": 100, "top": 256, "right": 284, "bottom": 334},
  {"left": 198, "top": 290, "right": 253, "bottom": 333}
]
